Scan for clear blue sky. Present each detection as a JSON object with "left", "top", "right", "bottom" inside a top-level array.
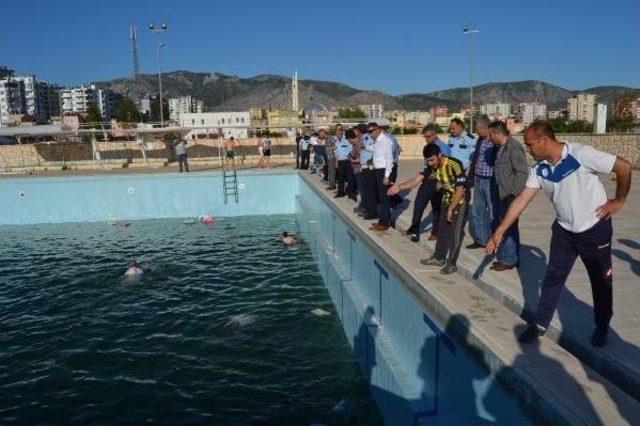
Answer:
[{"left": 1, "top": 0, "right": 638, "bottom": 95}]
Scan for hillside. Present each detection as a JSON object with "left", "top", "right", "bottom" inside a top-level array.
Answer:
[{"left": 93, "top": 71, "right": 639, "bottom": 112}]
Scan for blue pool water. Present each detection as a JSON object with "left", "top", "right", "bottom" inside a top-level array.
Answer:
[{"left": 0, "top": 215, "right": 382, "bottom": 425}]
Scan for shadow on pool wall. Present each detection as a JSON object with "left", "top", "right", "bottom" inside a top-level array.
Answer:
[{"left": 296, "top": 178, "right": 532, "bottom": 426}]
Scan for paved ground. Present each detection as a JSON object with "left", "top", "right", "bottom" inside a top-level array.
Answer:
[{"left": 390, "top": 159, "right": 640, "bottom": 400}]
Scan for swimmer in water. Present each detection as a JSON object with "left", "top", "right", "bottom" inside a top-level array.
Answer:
[
  {"left": 281, "top": 232, "right": 297, "bottom": 246},
  {"left": 124, "top": 259, "right": 144, "bottom": 279}
]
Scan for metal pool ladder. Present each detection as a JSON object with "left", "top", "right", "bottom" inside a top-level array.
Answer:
[{"left": 223, "top": 170, "right": 239, "bottom": 204}]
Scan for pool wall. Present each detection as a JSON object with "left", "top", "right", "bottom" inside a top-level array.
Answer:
[
  {"left": 296, "top": 177, "right": 530, "bottom": 425},
  {"left": 0, "top": 171, "right": 298, "bottom": 225}
]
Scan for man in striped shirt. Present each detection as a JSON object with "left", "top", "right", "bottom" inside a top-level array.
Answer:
[{"left": 419, "top": 144, "right": 469, "bottom": 274}]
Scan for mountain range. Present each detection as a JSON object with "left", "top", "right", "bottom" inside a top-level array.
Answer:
[{"left": 94, "top": 71, "right": 640, "bottom": 113}]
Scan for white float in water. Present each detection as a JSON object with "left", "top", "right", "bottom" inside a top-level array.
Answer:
[{"left": 311, "top": 308, "right": 331, "bottom": 317}]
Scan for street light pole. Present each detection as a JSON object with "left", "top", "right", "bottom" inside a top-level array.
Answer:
[
  {"left": 148, "top": 21, "right": 168, "bottom": 127},
  {"left": 463, "top": 26, "right": 479, "bottom": 133}
]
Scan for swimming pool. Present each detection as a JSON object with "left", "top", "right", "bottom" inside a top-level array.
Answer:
[
  {"left": 0, "top": 170, "right": 535, "bottom": 425},
  {"left": 0, "top": 215, "right": 382, "bottom": 424}
]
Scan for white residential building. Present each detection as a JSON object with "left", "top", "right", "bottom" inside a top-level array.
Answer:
[
  {"left": 479, "top": 102, "right": 511, "bottom": 117},
  {"left": 180, "top": 112, "right": 250, "bottom": 139},
  {"left": 61, "top": 84, "right": 115, "bottom": 120},
  {"left": 0, "top": 79, "right": 25, "bottom": 126},
  {"left": 594, "top": 103, "right": 607, "bottom": 134},
  {"left": 358, "top": 104, "right": 384, "bottom": 119},
  {"left": 516, "top": 102, "right": 547, "bottom": 125},
  {"left": 404, "top": 111, "right": 431, "bottom": 126},
  {"left": 168, "top": 96, "right": 204, "bottom": 123},
  {"left": 568, "top": 93, "right": 596, "bottom": 123}
]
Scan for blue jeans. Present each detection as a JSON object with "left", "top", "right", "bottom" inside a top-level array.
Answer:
[
  {"left": 496, "top": 196, "right": 519, "bottom": 266},
  {"left": 469, "top": 176, "right": 496, "bottom": 245}
]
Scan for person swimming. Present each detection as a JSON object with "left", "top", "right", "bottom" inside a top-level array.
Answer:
[
  {"left": 281, "top": 232, "right": 297, "bottom": 246},
  {"left": 124, "top": 259, "right": 144, "bottom": 279}
]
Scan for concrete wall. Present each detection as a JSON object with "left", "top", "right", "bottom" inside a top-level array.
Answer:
[
  {"left": 396, "top": 133, "right": 640, "bottom": 168},
  {"left": 1, "top": 133, "right": 639, "bottom": 172},
  {"left": 0, "top": 137, "right": 298, "bottom": 172}
]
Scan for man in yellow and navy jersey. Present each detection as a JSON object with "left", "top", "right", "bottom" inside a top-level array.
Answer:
[{"left": 420, "top": 143, "right": 469, "bottom": 274}]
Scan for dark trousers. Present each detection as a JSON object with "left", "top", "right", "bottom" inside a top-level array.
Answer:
[
  {"left": 536, "top": 219, "right": 613, "bottom": 329},
  {"left": 178, "top": 154, "right": 189, "bottom": 172},
  {"left": 408, "top": 178, "right": 442, "bottom": 237},
  {"left": 295, "top": 143, "right": 300, "bottom": 168},
  {"left": 361, "top": 168, "right": 378, "bottom": 217},
  {"left": 389, "top": 163, "right": 403, "bottom": 206},
  {"left": 336, "top": 160, "right": 352, "bottom": 195},
  {"left": 300, "top": 150, "right": 310, "bottom": 169},
  {"left": 347, "top": 165, "right": 358, "bottom": 198},
  {"left": 433, "top": 201, "right": 468, "bottom": 268},
  {"left": 374, "top": 168, "right": 391, "bottom": 227}
]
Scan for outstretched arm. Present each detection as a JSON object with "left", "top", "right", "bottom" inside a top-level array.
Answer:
[
  {"left": 387, "top": 172, "right": 425, "bottom": 196},
  {"left": 486, "top": 187, "right": 539, "bottom": 254}
]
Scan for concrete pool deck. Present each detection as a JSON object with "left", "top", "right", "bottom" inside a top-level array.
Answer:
[
  {"left": 390, "top": 161, "right": 640, "bottom": 403},
  {"left": 299, "top": 167, "right": 640, "bottom": 424}
]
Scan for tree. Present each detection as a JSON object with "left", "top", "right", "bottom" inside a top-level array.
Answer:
[
  {"left": 548, "top": 117, "right": 568, "bottom": 133},
  {"left": 610, "top": 91, "right": 636, "bottom": 132},
  {"left": 86, "top": 101, "right": 102, "bottom": 127},
  {"left": 337, "top": 107, "right": 366, "bottom": 119},
  {"left": 151, "top": 97, "right": 169, "bottom": 122},
  {"left": 565, "top": 120, "right": 593, "bottom": 133},
  {"left": 116, "top": 98, "right": 141, "bottom": 123}
]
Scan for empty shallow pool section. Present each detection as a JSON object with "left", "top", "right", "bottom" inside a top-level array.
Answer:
[{"left": 1, "top": 170, "right": 542, "bottom": 424}]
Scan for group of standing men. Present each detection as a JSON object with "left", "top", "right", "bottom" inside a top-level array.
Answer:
[
  {"left": 300, "top": 117, "right": 632, "bottom": 348},
  {"left": 296, "top": 119, "right": 403, "bottom": 234}
]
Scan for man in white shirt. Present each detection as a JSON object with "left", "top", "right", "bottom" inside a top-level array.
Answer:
[
  {"left": 486, "top": 121, "right": 632, "bottom": 347},
  {"left": 366, "top": 122, "right": 394, "bottom": 232}
]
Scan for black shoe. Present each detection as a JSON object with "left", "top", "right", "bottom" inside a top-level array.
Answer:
[
  {"left": 591, "top": 327, "right": 608, "bottom": 347},
  {"left": 362, "top": 214, "right": 378, "bottom": 220},
  {"left": 466, "top": 242, "right": 486, "bottom": 249},
  {"left": 410, "top": 234, "right": 420, "bottom": 243},
  {"left": 518, "top": 324, "right": 546, "bottom": 344}
]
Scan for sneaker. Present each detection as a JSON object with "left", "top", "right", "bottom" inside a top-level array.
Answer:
[
  {"left": 518, "top": 324, "right": 547, "bottom": 344},
  {"left": 440, "top": 264, "right": 457, "bottom": 274},
  {"left": 591, "top": 327, "right": 608, "bottom": 347},
  {"left": 410, "top": 234, "right": 419, "bottom": 243},
  {"left": 420, "top": 257, "right": 445, "bottom": 267}
]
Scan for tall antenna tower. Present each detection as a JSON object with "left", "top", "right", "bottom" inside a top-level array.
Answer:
[{"left": 130, "top": 25, "right": 141, "bottom": 105}]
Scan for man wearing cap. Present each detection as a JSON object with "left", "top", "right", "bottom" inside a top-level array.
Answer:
[
  {"left": 366, "top": 122, "right": 394, "bottom": 232},
  {"left": 466, "top": 115, "right": 497, "bottom": 249},
  {"left": 324, "top": 125, "right": 342, "bottom": 189},
  {"left": 299, "top": 134, "right": 311, "bottom": 170},
  {"left": 486, "top": 121, "right": 632, "bottom": 347},
  {"left": 356, "top": 125, "right": 378, "bottom": 219},
  {"left": 335, "top": 129, "right": 354, "bottom": 198},
  {"left": 448, "top": 118, "right": 477, "bottom": 170}
]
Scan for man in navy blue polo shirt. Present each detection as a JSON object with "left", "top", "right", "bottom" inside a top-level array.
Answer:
[{"left": 487, "top": 121, "right": 632, "bottom": 347}]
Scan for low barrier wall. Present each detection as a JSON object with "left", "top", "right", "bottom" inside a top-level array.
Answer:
[{"left": 1, "top": 133, "right": 638, "bottom": 172}]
